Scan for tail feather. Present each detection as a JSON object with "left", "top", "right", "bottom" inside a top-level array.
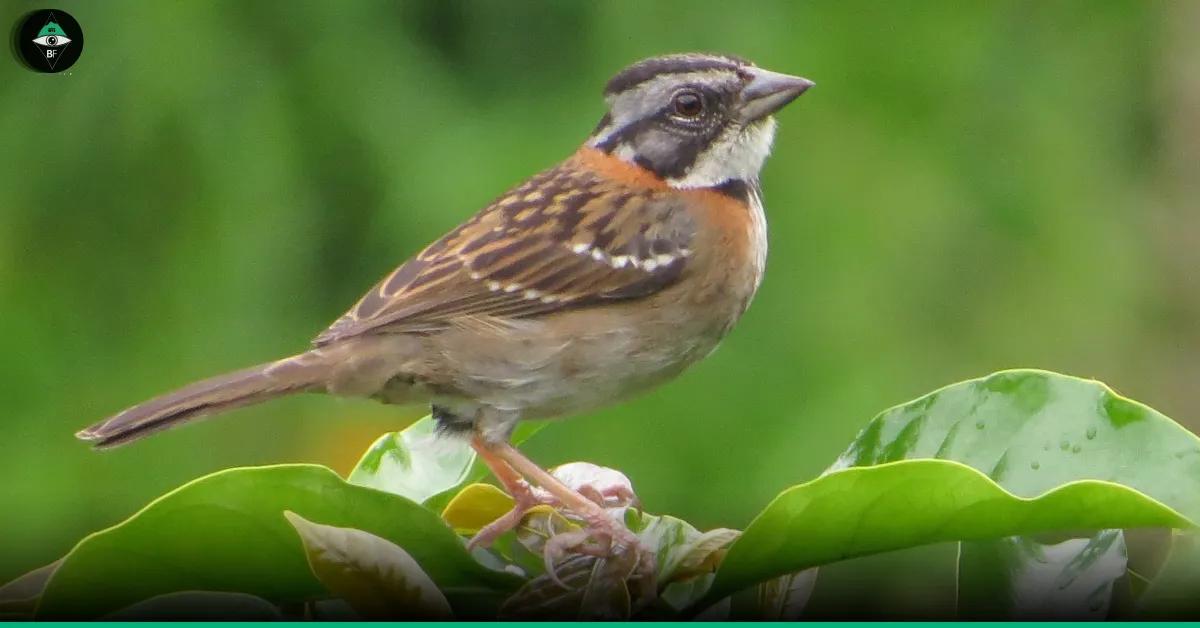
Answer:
[{"left": 77, "top": 352, "right": 329, "bottom": 449}]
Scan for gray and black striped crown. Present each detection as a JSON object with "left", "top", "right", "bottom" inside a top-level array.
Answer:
[{"left": 604, "top": 53, "right": 751, "bottom": 96}]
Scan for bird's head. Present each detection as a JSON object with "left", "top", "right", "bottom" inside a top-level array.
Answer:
[{"left": 588, "top": 53, "right": 813, "bottom": 190}]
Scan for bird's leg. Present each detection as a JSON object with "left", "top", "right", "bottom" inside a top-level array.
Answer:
[
  {"left": 486, "top": 442, "right": 616, "bottom": 528},
  {"left": 467, "top": 437, "right": 545, "bottom": 550},
  {"left": 483, "top": 441, "right": 656, "bottom": 591},
  {"left": 470, "top": 436, "right": 531, "bottom": 501},
  {"left": 466, "top": 438, "right": 637, "bottom": 549}
]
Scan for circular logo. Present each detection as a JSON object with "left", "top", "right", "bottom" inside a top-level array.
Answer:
[{"left": 14, "top": 9, "right": 84, "bottom": 73}]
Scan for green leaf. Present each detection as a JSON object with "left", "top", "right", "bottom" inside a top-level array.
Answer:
[
  {"left": 284, "top": 512, "right": 453, "bottom": 620},
  {"left": 441, "top": 483, "right": 516, "bottom": 536},
  {"left": 348, "top": 416, "right": 545, "bottom": 506},
  {"left": 35, "top": 464, "right": 519, "bottom": 619},
  {"left": 665, "top": 528, "right": 741, "bottom": 582},
  {"left": 729, "top": 567, "right": 819, "bottom": 620},
  {"left": 347, "top": 415, "right": 474, "bottom": 503},
  {"left": 1136, "top": 532, "right": 1200, "bottom": 618},
  {"left": 957, "top": 530, "right": 1127, "bottom": 619},
  {"left": 801, "top": 543, "right": 960, "bottom": 619},
  {"left": 698, "top": 459, "right": 1191, "bottom": 610},
  {"left": 0, "top": 560, "right": 60, "bottom": 619},
  {"left": 829, "top": 369, "right": 1200, "bottom": 617},
  {"left": 832, "top": 369, "right": 1200, "bottom": 518},
  {"left": 629, "top": 512, "right": 738, "bottom": 586},
  {"left": 627, "top": 512, "right": 719, "bottom": 613}
]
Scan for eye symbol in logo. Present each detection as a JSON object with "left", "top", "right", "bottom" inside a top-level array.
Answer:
[{"left": 34, "top": 33, "right": 72, "bottom": 47}]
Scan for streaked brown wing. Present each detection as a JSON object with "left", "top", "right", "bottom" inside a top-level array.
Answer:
[{"left": 313, "top": 161, "right": 695, "bottom": 345}]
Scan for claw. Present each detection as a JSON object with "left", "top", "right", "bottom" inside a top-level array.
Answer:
[
  {"left": 466, "top": 479, "right": 542, "bottom": 550},
  {"left": 549, "top": 462, "right": 638, "bottom": 508},
  {"left": 543, "top": 529, "right": 592, "bottom": 590},
  {"left": 631, "top": 551, "right": 658, "bottom": 609},
  {"left": 576, "top": 484, "right": 606, "bottom": 507},
  {"left": 578, "top": 482, "right": 638, "bottom": 509},
  {"left": 539, "top": 507, "right": 658, "bottom": 601},
  {"left": 467, "top": 502, "right": 529, "bottom": 550}
]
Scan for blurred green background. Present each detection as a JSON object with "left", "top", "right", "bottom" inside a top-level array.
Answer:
[{"left": 2, "top": 0, "right": 1198, "bottom": 592}]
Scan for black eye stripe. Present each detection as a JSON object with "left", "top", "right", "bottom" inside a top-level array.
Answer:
[
  {"left": 590, "top": 112, "right": 613, "bottom": 136},
  {"left": 593, "top": 115, "right": 651, "bottom": 152},
  {"left": 597, "top": 117, "right": 731, "bottom": 180},
  {"left": 592, "top": 102, "right": 697, "bottom": 151}
]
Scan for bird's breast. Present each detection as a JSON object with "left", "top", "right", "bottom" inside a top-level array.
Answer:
[{"left": 680, "top": 183, "right": 769, "bottom": 328}]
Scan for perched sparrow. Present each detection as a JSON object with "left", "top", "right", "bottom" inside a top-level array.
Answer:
[{"left": 78, "top": 53, "right": 812, "bottom": 578}]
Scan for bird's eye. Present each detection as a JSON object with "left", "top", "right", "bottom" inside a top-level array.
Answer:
[{"left": 671, "top": 90, "right": 704, "bottom": 118}]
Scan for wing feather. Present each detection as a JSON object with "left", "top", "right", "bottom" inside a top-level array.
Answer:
[{"left": 314, "top": 159, "right": 695, "bottom": 345}]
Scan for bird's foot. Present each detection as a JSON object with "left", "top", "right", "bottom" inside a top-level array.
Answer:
[
  {"left": 468, "top": 440, "right": 658, "bottom": 607},
  {"left": 540, "top": 461, "right": 640, "bottom": 511},
  {"left": 467, "top": 478, "right": 544, "bottom": 550},
  {"left": 534, "top": 462, "right": 655, "bottom": 595},
  {"left": 542, "top": 508, "right": 657, "bottom": 600},
  {"left": 466, "top": 460, "right": 655, "bottom": 597},
  {"left": 466, "top": 465, "right": 638, "bottom": 550}
]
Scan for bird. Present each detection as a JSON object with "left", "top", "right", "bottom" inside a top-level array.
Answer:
[{"left": 77, "top": 52, "right": 812, "bottom": 581}]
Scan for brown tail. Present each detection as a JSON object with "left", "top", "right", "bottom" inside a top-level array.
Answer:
[{"left": 76, "top": 351, "right": 331, "bottom": 449}]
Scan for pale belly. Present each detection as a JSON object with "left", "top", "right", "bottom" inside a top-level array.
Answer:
[{"left": 424, "top": 294, "right": 740, "bottom": 420}]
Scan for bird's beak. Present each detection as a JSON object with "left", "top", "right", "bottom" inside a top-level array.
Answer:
[{"left": 739, "top": 67, "right": 814, "bottom": 123}]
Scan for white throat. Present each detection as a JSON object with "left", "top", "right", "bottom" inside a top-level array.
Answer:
[{"left": 667, "top": 117, "right": 777, "bottom": 189}]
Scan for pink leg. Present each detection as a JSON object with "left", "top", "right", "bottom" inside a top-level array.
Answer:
[
  {"left": 467, "top": 437, "right": 542, "bottom": 549},
  {"left": 483, "top": 441, "right": 656, "bottom": 592}
]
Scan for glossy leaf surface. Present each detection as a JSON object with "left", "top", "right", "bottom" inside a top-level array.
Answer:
[
  {"left": 701, "top": 459, "right": 1190, "bottom": 609},
  {"left": 285, "top": 512, "right": 453, "bottom": 619},
  {"left": 1136, "top": 532, "right": 1200, "bottom": 618},
  {"left": 36, "top": 464, "right": 518, "bottom": 619},
  {"left": 829, "top": 369, "right": 1200, "bottom": 618},
  {"left": 349, "top": 416, "right": 545, "bottom": 506},
  {"left": 831, "top": 370, "right": 1200, "bottom": 518},
  {"left": 957, "top": 530, "right": 1127, "bottom": 619}
]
